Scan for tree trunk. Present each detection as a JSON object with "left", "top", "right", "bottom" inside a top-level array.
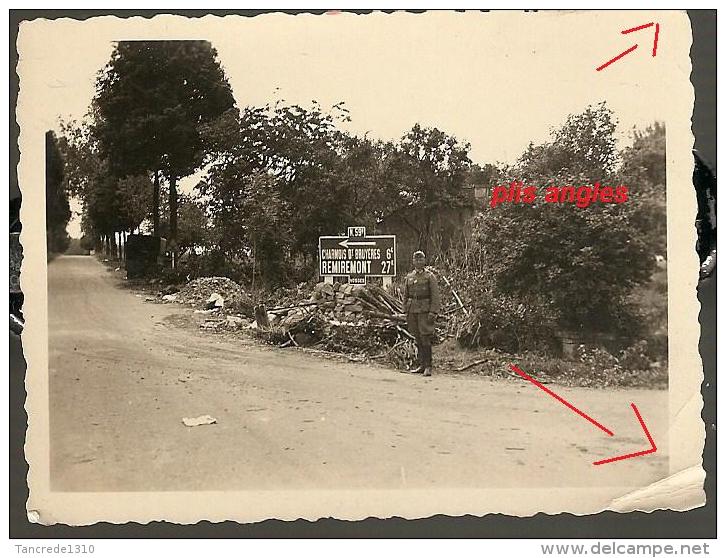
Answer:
[
  {"left": 251, "top": 236, "right": 257, "bottom": 292},
  {"left": 153, "top": 170, "right": 160, "bottom": 235},
  {"left": 424, "top": 208, "right": 433, "bottom": 255},
  {"left": 169, "top": 175, "right": 178, "bottom": 268},
  {"left": 109, "top": 232, "right": 117, "bottom": 260}
]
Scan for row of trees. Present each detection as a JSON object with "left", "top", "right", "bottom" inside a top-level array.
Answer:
[
  {"left": 198, "top": 103, "right": 474, "bottom": 280},
  {"left": 45, "top": 131, "right": 71, "bottom": 255},
  {"left": 56, "top": 41, "right": 232, "bottom": 259},
  {"left": 61, "top": 40, "right": 476, "bottom": 282}
]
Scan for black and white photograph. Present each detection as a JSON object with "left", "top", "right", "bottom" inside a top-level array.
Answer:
[{"left": 17, "top": 10, "right": 703, "bottom": 524}]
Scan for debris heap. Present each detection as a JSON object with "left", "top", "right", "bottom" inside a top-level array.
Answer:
[
  {"left": 251, "top": 282, "right": 419, "bottom": 368},
  {"left": 155, "top": 269, "right": 469, "bottom": 370},
  {"left": 167, "top": 276, "right": 254, "bottom": 316},
  {"left": 267, "top": 282, "right": 403, "bottom": 326}
]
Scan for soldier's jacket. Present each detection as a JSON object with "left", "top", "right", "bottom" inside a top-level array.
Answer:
[{"left": 402, "top": 269, "right": 441, "bottom": 314}]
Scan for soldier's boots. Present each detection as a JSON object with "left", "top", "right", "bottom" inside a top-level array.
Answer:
[
  {"left": 410, "top": 341, "right": 425, "bottom": 373},
  {"left": 411, "top": 351, "right": 425, "bottom": 373},
  {"left": 422, "top": 345, "right": 433, "bottom": 376},
  {"left": 410, "top": 343, "right": 432, "bottom": 375}
]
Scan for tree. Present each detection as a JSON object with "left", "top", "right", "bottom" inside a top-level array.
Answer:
[
  {"left": 157, "top": 192, "right": 210, "bottom": 257},
  {"left": 261, "top": 101, "right": 352, "bottom": 256},
  {"left": 465, "top": 163, "right": 503, "bottom": 187},
  {"left": 58, "top": 119, "right": 104, "bottom": 251},
  {"left": 199, "top": 101, "right": 355, "bottom": 273},
  {"left": 58, "top": 118, "right": 103, "bottom": 200},
  {"left": 620, "top": 122, "right": 665, "bottom": 186},
  {"left": 517, "top": 102, "right": 618, "bottom": 180},
  {"left": 394, "top": 124, "right": 472, "bottom": 205},
  {"left": 59, "top": 119, "right": 152, "bottom": 257},
  {"left": 382, "top": 124, "right": 473, "bottom": 253},
  {"left": 334, "top": 134, "right": 399, "bottom": 227},
  {"left": 93, "top": 40, "right": 236, "bottom": 261},
  {"left": 199, "top": 103, "right": 476, "bottom": 284},
  {"left": 473, "top": 104, "right": 654, "bottom": 339},
  {"left": 239, "top": 173, "right": 292, "bottom": 286},
  {"left": 619, "top": 122, "right": 666, "bottom": 255},
  {"left": 116, "top": 174, "right": 153, "bottom": 232},
  {"left": 46, "top": 131, "right": 71, "bottom": 254},
  {"left": 475, "top": 197, "right": 652, "bottom": 336}
]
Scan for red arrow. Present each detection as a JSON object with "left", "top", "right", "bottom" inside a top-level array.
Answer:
[
  {"left": 510, "top": 364, "right": 614, "bottom": 436},
  {"left": 509, "top": 364, "right": 657, "bottom": 465},
  {"left": 596, "top": 22, "right": 660, "bottom": 71},
  {"left": 592, "top": 403, "right": 657, "bottom": 465}
]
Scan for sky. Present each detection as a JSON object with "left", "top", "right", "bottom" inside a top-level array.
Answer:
[{"left": 18, "top": 10, "right": 684, "bottom": 237}]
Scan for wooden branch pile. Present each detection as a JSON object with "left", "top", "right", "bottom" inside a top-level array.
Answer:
[
  {"left": 262, "top": 282, "right": 406, "bottom": 327},
  {"left": 248, "top": 282, "right": 416, "bottom": 367},
  {"left": 251, "top": 275, "right": 470, "bottom": 370},
  {"left": 314, "top": 281, "right": 404, "bottom": 317}
]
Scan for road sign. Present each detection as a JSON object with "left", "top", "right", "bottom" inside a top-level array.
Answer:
[{"left": 319, "top": 227, "right": 396, "bottom": 282}]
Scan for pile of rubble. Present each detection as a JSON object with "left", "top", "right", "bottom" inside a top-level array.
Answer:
[
  {"left": 260, "top": 283, "right": 402, "bottom": 329},
  {"left": 250, "top": 278, "right": 466, "bottom": 369},
  {"left": 177, "top": 277, "right": 252, "bottom": 310},
  {"left": 249, "top": 283, "right": 409, "bottom": 367},
  {"left": 148, "top": 270, "right": 468, "bottom": 369},
  {"left": 199, "top": 314, "right": 250, "bottom": 332},
  {"left": 155, "top": 276, "right": 254, "bottom": 316}
]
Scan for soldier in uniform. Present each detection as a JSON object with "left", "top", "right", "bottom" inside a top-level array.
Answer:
[{"left": 402, "top": 250, "right": 441, "bottom": 376}]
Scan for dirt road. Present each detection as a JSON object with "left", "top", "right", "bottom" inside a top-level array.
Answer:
[{"left": 49, "top": 255, "right": 668, "bottom": 492}]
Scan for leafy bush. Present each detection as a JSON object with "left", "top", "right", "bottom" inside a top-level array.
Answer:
[
  {"left": 469, "top": 104, "right": 656, "bottom": 342},
  {"left": 178, "top": 250, "right": 251, "bottom": 285},
  {"left": 576, "top": 344, "right": 620, "bottom": 372},
  {"left": 455, "top": 288, "right": 559, "bottom": 354},
  {"left": 516, "top": 349, "right": 667, "bottom": 388},
  {"left": 618, "top": 340, "right": 651, "bottom": 371}
]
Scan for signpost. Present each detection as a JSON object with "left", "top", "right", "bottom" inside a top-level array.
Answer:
[{"left": 319, "top": 227, "right": 396, "bottom": 287}]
